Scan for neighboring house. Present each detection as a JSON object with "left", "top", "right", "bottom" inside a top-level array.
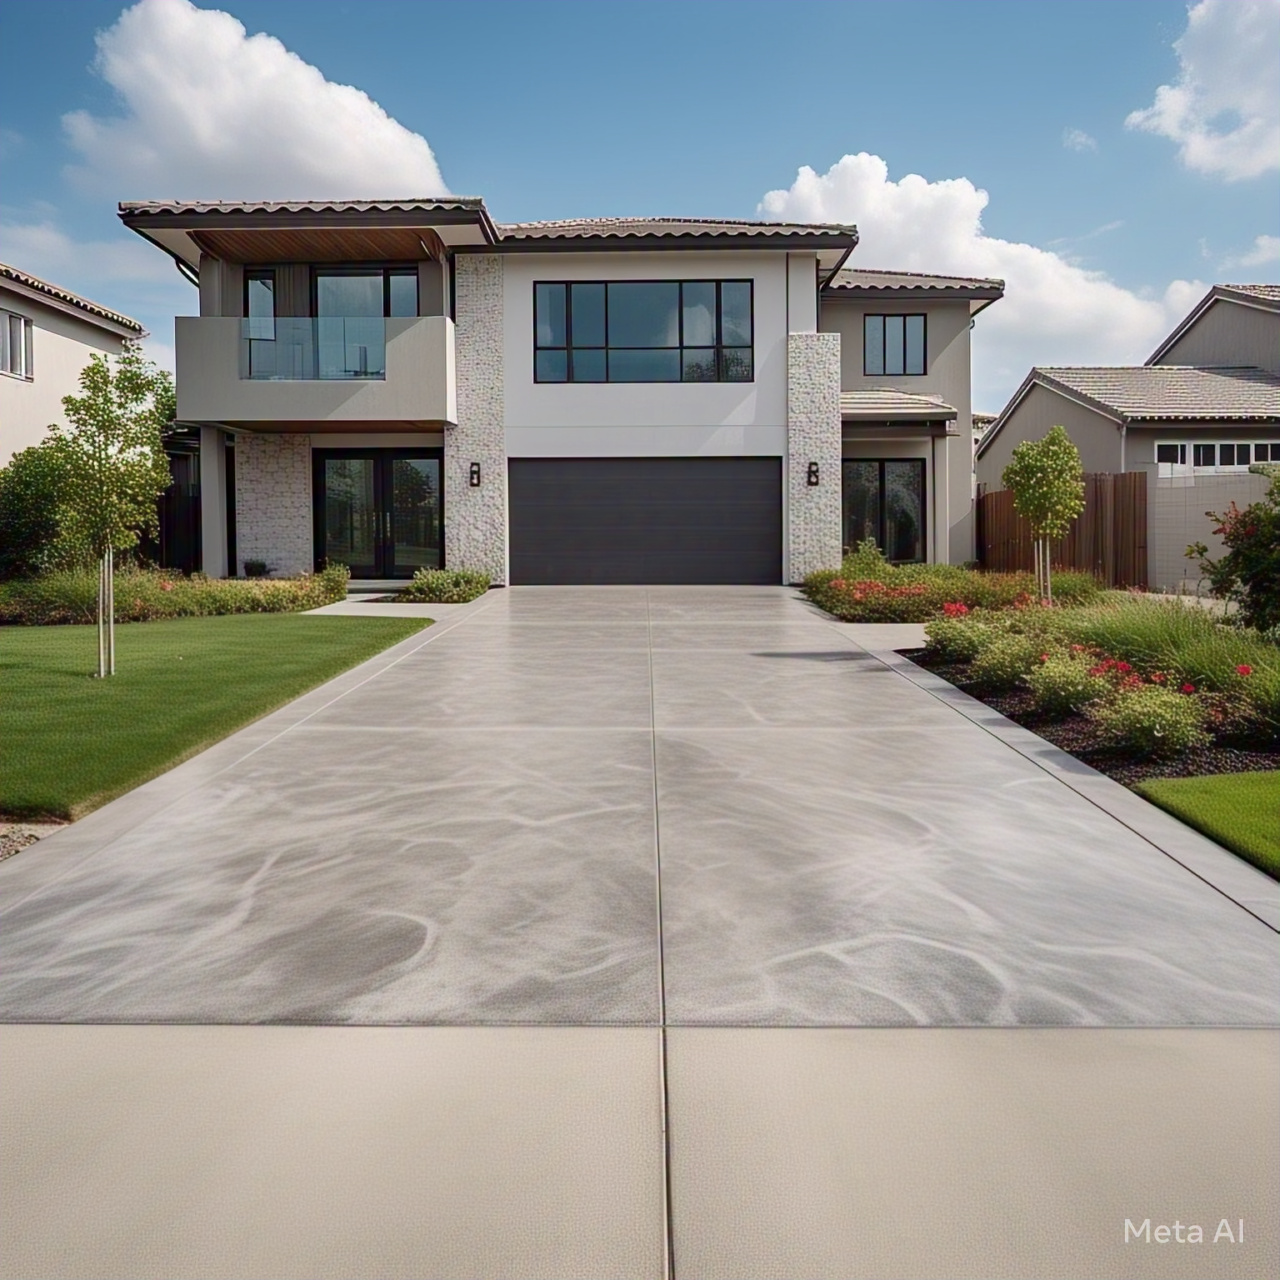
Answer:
[
  {"left": 119, "top": 198, "right": 1000, "bottom": 583},
  {"left": 971, "top": 411, "right": 997, "bottom": 498},
  {"left": 0, "top": 263, "right": 145, "bottom": 464},
  {"left": 976, "top": 284, "right": 1280, "bottom": 591}
]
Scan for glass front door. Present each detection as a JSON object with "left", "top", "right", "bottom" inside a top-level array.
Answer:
[
  {"left": 314, "top": 449, "right": 442, "bottom": 578},
  {"left": 841, "top": 458, "right": 926, "bottom": 562}
]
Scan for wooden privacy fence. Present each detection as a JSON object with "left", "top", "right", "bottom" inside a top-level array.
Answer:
[{"left": 977, "top": 471, "right": 1147, "bottom": 588}]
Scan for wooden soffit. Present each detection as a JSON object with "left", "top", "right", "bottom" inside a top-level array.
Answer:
[{"left": 192, "top": 226, "right": 444, "bottom": 264}]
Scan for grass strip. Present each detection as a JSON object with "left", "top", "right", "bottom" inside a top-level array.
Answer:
[
  {"left": 1, "top": 613, "right": 431, "bottom": 820},
  {"left": 1134, "top": 771, "right": 1280, "bottom": 880}
]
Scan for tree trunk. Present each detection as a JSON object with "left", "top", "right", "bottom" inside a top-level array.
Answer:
[
  {"left": 107, "top": 543, "right": 115, "bottom": 675},
  {"left": 1044, "top": 537, "right": 1053, "bottom": 606},
  {"left": 97, "top": 551, "right": 107, "bottom": 679}
]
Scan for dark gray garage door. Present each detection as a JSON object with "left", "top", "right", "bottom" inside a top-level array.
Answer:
[{"left": 508, "top": 457, "right": 782, "bottom": 585}]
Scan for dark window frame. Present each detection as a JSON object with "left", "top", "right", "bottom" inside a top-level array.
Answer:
[
  {"left": 863, "top": 313, "right": 927, "bottom": 376},
  {"left": 310, "top": 264, "right": 420, "bottom": 318},
  {"left": 534, "top": 279, "right": 754, "bottom": 383},
  {"left": 841, "top": 456, "right": 928, "bottom": 564},
  {"left": 243, "top": 268, "right": 276, "bottom": 319}
]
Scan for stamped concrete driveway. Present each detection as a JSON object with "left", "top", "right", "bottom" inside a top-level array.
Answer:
[{"left": 3, "top": 587, "right": 1278, "bottom": 1279}]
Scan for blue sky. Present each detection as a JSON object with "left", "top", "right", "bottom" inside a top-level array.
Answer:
[{"left": 2, "top": 0, "right": 1277, "bottom": 409}]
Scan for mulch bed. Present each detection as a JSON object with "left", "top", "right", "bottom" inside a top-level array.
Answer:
[{"left": 902, "top": 649, "right": 1280, "bottom": 787}]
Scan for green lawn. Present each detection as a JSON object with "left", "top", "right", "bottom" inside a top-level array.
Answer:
[
  {"left": 1, "top": 614, "right": 431, "bottom": 821},
  {"left": 1134, "top": 771, "right": 1280, "bottom": 880}
]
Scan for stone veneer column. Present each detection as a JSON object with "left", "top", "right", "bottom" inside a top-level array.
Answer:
[
  {"left": 449, "top": 255, "right": 508, "bottom": 584},
  {"left": 786, "top": 332, "right": 842, "bottom": 581},
  {"left": 234, "top": 433, "right": 313, "bottom": 577}
]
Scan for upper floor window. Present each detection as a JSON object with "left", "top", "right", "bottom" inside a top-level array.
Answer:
[
  {"left": 314, "top": 266, "right": 417, "bottom": 318},
  {"left": 1, "top": 310, "right": 33, "bottom": 380},
  {"left": 534, "top": 280, "right": 753, "bottom": 383},
  {"left": 864, "top": 314, "right": 925, "bottom": 376}
]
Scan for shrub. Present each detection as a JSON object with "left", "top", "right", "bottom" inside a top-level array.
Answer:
[
  {"left": 1186, "top": 472, "right": 1280, "bottom": 633},
  {"left": 967, "top": 633, "right": 1043, "bottom": 692},
  {"left": 396, "top": 568, "right": 489, "bottom": 604},
  {"left": 0, "top": 442, "right": 79, "bottom": 580},
  {"left": 1087, "top": 685, "right": 1211, "bottom": 758},
  {"left": 802, "top": 551, "right": 1102, "bottom": 624},
  {"left": 0, "top": 563, "right": 350, "bottom": 625},
  {"left": 1025, "top": 650, "right": 1111, "bottom": 718},
  {"left": 923, "top": 616, "right": 990, "bottom": 663}
]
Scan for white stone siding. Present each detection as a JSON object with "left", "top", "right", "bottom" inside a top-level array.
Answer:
[
  {"left": 449, "top": 255, "right": 508, "bottom": 584},
  {"left": 787, "top": 332, "right": 842, "bottom": 580},
  {"left": 234, "top": 433, "right": 312, "bottom": 577}
]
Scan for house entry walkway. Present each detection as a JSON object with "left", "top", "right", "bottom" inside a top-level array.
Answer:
[{"left": 2, "top": 587, "right": 1277, "bottom": 1278}]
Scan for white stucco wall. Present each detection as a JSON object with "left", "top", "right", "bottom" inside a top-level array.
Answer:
[
  {"left": 0, "top": 290, "right": 129, "bottom": 462},
  {"left": 501, "top": 251, "right": 789, "bottom": 459}
]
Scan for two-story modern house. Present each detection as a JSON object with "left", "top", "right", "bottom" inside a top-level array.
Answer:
[
  {"left": 976, "top": 284, "right": 1280, "bottom": 590},
  {"left": 119, "top": 198, "right": 1000, "bottom": 584},
  {"left": 0, "top": 263, "right": 145, "bottom": 464}
]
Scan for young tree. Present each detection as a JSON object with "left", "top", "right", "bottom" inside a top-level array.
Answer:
[
  {"left": 1001, "top": 425, "right": 1086, "bottom": 604},
  {"left": 46, "top": 343, "right": 175, "bottom": 676}
]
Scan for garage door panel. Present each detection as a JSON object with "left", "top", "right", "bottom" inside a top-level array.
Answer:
[{"left": 509, "top": 458, "right": 782, "bottom": 585}]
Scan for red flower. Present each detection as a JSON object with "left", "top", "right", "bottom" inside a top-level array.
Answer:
[
  {"left": 1236, "top": 664, "right": 1253, "bottom": 676},
  {"left": 1040, "top": 653, "right": 1050, "bottom": 662},
  {"left": 942, "top": 601, "right": 969, "bottom": 617},
  {"left": 1150, "top": 671, "right": 1166, "bottom": 683},
  {"left": 1116, "top": 661, "right": 1131, "bottom": 673},
  {"left": 1181, "top": 682, "right": 1196, "bottom": 694}
]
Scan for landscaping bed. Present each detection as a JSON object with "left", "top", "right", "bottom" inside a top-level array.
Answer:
[
  {"left": 0, "top": 563, "right": 351, "bottom": 626},
  {"left": 905, "top": 648, "right": 1280, "bottom": 788},
  {"left": 1, "top": 613, "right": 430, "bottom": 822}
]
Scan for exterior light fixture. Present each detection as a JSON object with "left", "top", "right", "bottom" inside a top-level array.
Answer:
[
  {"left": 806, "top": 462, "right": 820, "bottom": 486},
  {"left": 469, "top": 462, "right": 481, "bottom": 487}
]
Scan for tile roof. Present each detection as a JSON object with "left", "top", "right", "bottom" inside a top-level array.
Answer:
[
  {"left": 1218, "top": 283, "right": 1280, "bottom": 307},
  {"left": 840, "top": 389, "right": 958, "bottom": 419},
  {"left": 118, "top": 198, "right": 487, "bottom": 216},
  {"left": 1038, "top": 365, "right": 1280, "bottom": 420},
  {"left": 826, "top": 268, "right": 1004, "bottom": 294},
  {"left": 0, "top": 262, "right": 143, "bottom": 334},
  {"left": 496, "top": 216, "right": 857, "bottom": 241}
]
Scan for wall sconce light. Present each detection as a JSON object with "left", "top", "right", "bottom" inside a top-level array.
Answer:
[
  {"left": 469, "top": 462, "right": 481, "bottom": 488},
  {"left": 806, "top": 461, "right": 820, "bottom": 487}
]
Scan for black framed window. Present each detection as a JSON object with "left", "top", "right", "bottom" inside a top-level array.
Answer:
[
  {"left": 842, "top": 458, "right": 926, "bottom": 563},
  {"left": 314, "top": 266, "right": 418, "bottom": 318},
  {"left": 864, "top": 314, "right": 926, "bottom": 375},
  {"left": 534, "top": 280, "right": 753, "bottom": 382},
  {"left": 244, "top": 270, "right": 276, "bottom": 337}
]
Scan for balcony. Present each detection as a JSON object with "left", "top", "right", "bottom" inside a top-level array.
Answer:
[{"left": 175, "top": 315, "right": 456, "bottom": 426}]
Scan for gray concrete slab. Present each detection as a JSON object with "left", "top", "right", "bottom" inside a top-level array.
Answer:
[
  {"left": 666, "top": 1027, "right": 1279, "bottom": 1279},
  {"left": 2, "top": 587, "right": 1275, "bottom": 1027},
  {"left": 0, "top": 1024, "right": 667, "bottom": 1280}
]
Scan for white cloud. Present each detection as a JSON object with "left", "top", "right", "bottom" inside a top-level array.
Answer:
[
  {"left": 63, "top": 0, "right": 448, "bottom": 199},
  {"left": 759, "top": 153, "right": 1202, "bottom": 411},
  {"left": 2, "top": 220, "right": 181, "bottom": 285},
  {"left": 1062, "top": 127, "right": 1098, "bottom": 153},
  {"left": 1126, "top": 0, "right": 1280, "bottom": 181},
  {"left": 1220, "top": 234, "right": 1280, "bottom": 269}
]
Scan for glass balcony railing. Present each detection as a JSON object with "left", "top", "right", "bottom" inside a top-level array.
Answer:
[{"left": 241, "top": 317, "right": 387, "bottom": 380}]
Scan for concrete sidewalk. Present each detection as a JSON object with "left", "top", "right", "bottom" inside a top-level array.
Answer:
[{"left": 2, "top": 587, "right": 1276, "bottom": 1277}]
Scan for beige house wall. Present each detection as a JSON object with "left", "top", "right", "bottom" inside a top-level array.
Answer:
[
  {"left": 1154, "top": 300, "right": 1280, "bottom": 376},
  {"left": 821, "top": 298, "right": 974, "bottom": 563},
  {"left": 0, "top": 289, "right": 129, "bottom": 463},
  {"left": 976, "top": 384, "right": 1121, "bottom": 490}
]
